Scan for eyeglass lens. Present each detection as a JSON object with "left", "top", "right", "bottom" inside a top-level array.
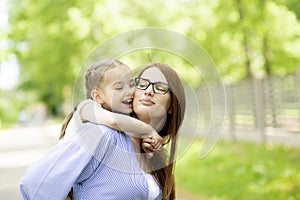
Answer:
[{"left": 135, "top": 78, "right": 168, "bottom": 94}]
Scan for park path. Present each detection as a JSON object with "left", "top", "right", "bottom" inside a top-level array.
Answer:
[
  {"left": 0, "top": 123, "right": 59, "bottom": 200},
  {"left": 0, "top": 123, "right": 203, "bottom": 200}
]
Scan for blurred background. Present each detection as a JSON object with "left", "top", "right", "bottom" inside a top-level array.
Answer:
[{"left": 1, "top": 0, "right": 300, "bottom": 199}]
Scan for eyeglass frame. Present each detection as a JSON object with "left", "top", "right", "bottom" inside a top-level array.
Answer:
[{"left": 135, "top": 77, "right": 169, "bottom": 95}]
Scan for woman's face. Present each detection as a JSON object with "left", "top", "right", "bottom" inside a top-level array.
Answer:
[{"left": 133, "top": 67, "right": 171, "bottom": 125}]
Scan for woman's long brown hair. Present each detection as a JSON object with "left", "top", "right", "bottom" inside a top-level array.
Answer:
[{"left": 137, "top": 63, "right": 186, "bottom": 200}]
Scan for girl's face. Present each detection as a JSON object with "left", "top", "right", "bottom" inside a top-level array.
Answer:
[
  {"left": 133, "top": 67, "right": 171, "bottom": 124},
  {"left": 98, "top": 65, "right": 135, "bottom": 115}
]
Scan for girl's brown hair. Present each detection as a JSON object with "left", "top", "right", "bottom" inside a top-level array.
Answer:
[
  {"left": 59, "top": 58, "right": 127, "bottom": 139},
  {"left": 58, "top": 58, "right": 127, "bottom": 199},
  {"left": 137, "top": 63, "right": 186, "bottom": 200}
]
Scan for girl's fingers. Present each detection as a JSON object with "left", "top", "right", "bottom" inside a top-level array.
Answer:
[
  {"left": 153, "top": 143, "right": 162, "bottom": 151},
  {"left": 143, "top": 138, "right": 154, "bottom": 143},
  {"left": 142, "top": 142, "right": 153, "bottom": 153}
]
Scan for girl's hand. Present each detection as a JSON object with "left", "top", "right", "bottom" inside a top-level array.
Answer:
[
  {"left": 141, "top": 139, "right": 154, "bottom": 159},
  {"left": 142, "top": 135, "right": 163, "bottom": 159},
  {"left": 150, "top": 134, "right": 163, "bottom": 150}
]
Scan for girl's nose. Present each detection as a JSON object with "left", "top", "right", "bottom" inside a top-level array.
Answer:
[
  {"left": 126, "top": 84, "right": 135, "bottom": 95},
  {"left": 129, "top": 86, "right": 135, "bottom": 94}
]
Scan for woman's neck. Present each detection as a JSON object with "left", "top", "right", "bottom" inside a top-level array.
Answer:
[
  {"left": 130, "top": 137, "right": 151, "bottom": 172},
  {"left": 137, "top": 114, "right": 167, "bottom": 132}
]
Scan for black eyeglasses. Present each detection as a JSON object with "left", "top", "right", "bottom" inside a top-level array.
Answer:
[{"left": 135, "top": 78, "right": 169, "bottom": 95}]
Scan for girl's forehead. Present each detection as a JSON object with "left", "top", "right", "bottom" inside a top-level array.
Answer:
[
  {"left": 140, "top": 67, "right": 168, "bottom": 83},
  {"left": 109, "top": 65, "right": 131, "bottom": 74},
  {"left": 104, "top": 66, "right": 133, "bottom": 82}
]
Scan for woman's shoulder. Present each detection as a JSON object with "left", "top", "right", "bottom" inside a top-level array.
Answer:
[
  {"left": 75, "top": 122, "right": 124, "bottom": 150},
  {"left": 76, "top": 121, "right": 116, "bottom": 134},
  {"left": 78, "top": 122, "right": 121, "bottom": 138}
]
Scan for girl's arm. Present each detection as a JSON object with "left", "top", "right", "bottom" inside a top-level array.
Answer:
[{"left": 77, "top": 99, "right": 162, "bottom": 150}]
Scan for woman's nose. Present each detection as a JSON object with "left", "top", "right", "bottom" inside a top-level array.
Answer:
[{"left": 144, "top": 84, "right": 154, "bottom": 96}]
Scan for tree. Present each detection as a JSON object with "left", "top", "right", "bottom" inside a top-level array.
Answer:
[
  {"left": 8, "top": 0, "right": 96, "bottom": 114},
  {"left": 6, "top": 0, "right": 300, "bottom": 118}
]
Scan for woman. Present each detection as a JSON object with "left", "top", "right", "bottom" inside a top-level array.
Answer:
[
  {"left": 131, "top": 63, "right": 185, "bottom": 200},
  {"left": 79, "top": 62, "right": 186, "bottom": 199}
]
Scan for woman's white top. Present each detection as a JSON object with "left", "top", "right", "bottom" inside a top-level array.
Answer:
[{"left": 145, "top": 173, "right": 160, "bottom": 200}]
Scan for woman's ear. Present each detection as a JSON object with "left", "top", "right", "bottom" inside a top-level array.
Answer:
[{"left": 91, "top": 89, "right": 104, "bottom": 104}]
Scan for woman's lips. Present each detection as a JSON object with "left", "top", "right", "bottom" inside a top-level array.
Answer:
[{"left": 139, "top": 99, "right": 155, "bottom": 106}]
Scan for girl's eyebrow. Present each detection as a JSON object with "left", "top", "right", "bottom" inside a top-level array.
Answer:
[
  {"left": 112, "top": 78, "right": 134, "bottom": 86},
  {"left": 112, "top": 81, "right": 123, "bottom": 86}
]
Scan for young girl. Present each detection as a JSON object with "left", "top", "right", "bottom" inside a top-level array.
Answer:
[
  {"left": 20, "top": 59, "right": 163, "bottom": 200},
  {"left": 60, "top": 59, "right": 162, "bottom": 149}
]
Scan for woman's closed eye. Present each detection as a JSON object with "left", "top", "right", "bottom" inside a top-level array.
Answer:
[
  {"left": 138, "top": 83, "right": 148, "bottom": 88},
  {"left": 155, "top": 85, "right": 168, "bottom": 92}
]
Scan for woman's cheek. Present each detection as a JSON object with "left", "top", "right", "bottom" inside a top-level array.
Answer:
[{"left": 149, "top": 104, "right": 168, "bottom": 118}]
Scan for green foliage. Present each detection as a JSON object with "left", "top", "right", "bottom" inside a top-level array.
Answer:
[
  {"left": 175, "top": 139, "right": 300, "bottom": 200},
  {"left": 4, "top": 0, "right": 300, "bottom": 116},
  {"left": 282, "top": 0, "right": 300, "bottom": 20},
  {"left": 8, "top": 0, "right": 89, "bottom": 114}
]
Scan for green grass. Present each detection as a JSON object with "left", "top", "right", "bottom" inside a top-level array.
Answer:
[{"left": 175, "top": 139, "right": 300, "bottom": 200}]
